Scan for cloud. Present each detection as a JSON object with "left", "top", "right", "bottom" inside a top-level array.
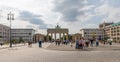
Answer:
[
  {"left": 18, "top": 11, "right": 47, "bottom": 29},
  {"left": 95, "top": 4, "right": 120, "bottom": 22},
  {"left": 53, "top": 0, "right": 94, "bottom": 22},
  {"left": 100, "top": 0, "right": 120, "bottom": 8},
  {"left": 1, "top": 0, "right": 120, "bottom": 34}
]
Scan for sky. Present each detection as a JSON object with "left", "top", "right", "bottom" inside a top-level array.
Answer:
[{"left": 0, "top": 0, "right": 120, "bottom": 34}]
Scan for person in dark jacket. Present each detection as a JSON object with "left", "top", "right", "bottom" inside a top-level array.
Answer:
[{"left": 38, "top": 40, "right": 42, "bottom": 48}]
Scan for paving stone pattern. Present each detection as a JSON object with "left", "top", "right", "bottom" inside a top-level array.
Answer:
[{"left": 0, "top": 43, "right": 120, "bottom": 62}]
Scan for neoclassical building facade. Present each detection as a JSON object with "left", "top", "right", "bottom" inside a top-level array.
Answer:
[
  {"left": 33, "top": 33, "right": 45, "bottom": 42},
  {"left": 72, "top": 33, "right": 82, "bottom": 40},
  {"left": 47, "top": 25, "right": 69, "bottom": 41}
]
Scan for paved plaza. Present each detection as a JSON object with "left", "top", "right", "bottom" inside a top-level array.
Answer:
[{"left": 0, "top": 43, "right": 120, "bottom": 62}]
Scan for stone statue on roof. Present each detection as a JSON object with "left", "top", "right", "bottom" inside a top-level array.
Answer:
[{"left": 55, "top": 23, "right": 61, "bottom": 29}]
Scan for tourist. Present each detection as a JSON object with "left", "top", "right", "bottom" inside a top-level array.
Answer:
[
  {"left": 75, "top": 40, "right": 79, "bottom": 49},
  {"left": 109, "top": 40, "right": 112, "bottom": 45},
  {"left": 70, "top": 40, "right": 74, "bottom": 47},
  {"left": 38, "top": 40, "right": 42, "bottom": 48},
  {"left": 63, "top": 40, "right": 65, "bottom": 44},
  {"left": 28, "top": 41, "right": 32, "bottom": 48},
  {"left": 85, "top": 39, "right": 89, "bottom": 47},
  {"left": 28, "top": 41, "right": 30, "bottom": 47},
  {"left": 55, "top": 40, "right": 58, "bottom": 45},
  {"left": 79, "top": 38, "right": 84, "bottom": 49},
  {"left": 103, "top": 41, "right": 106, "bottom": 45},
  {"left": 90, "top": 39, "right": 94, "bottom": 47},
  {"left": 30, "top": 42, "right": 32, "bottom": 47},
  {"left": 0, "top": 42, "right": 3, "bottom": 46},
  {"left": 82, "top": 39, "right": 85, "bottom": 49},
  {"left": 58, "top": 39, "right": 61, "bottom": 46},
  {"left": 95, "top": 39, "right": 99, "bottom": 46},
  {"left": 65, "top": 40, "right": 68, "bottom": 45}
]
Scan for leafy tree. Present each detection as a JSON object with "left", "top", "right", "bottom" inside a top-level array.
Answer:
[
  {"left": 63, "top": 35, "right": 66, "bottom": 40},
  {"left": 12, "top": 39, "right": 17, "bottom": 44},
  {"left": 19, "top": 37, "right": 24, "bottom": 43},
  {"left": 68, "top": 35, "right": 72, "bottom": 40},
  {"left": 49, "top": 36, "right": 52, "bottom": 41}
]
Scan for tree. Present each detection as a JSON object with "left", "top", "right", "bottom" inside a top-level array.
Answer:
[
  {"left": 49, "top": 36, "right": 52, "bottom": 41},
  {"left": 12, "top": 39, "right": 17, "bottom": 44},
  {"left": 19, "top": 37, "right": 24, "bottom": 43},
  {"left": 63, "top": 35, "right": 66, "bottom": 40},
  {"left": 68, "top": 35, "right": 72, "bottom": 40}
]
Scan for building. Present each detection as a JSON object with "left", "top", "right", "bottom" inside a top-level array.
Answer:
[
  {"left": 99, "top": 22, "right": 113, "bottom": 41},
  {"left": 33, "top": 33, "right": 45, "bottom": 42},
  {"left": 104, "top": 22, "right": 120, "bottom": 42},
  {"left": 80, "top": 29, "right": 104, "bottom": 40},
  {"left": 99, "top": 22, "right": 114, "bottom": 29},
  {"left": 47, "top": 25, "right": 69, "bottom": 41},
  {"left": 0, "top": 24, "right": 10, "bottom": 43},
  {"left": 72, "top": 33, "right": 82, "bottom": 40},
  {"left": 11, "top": 29, "right": 35, "bottom": 42}
]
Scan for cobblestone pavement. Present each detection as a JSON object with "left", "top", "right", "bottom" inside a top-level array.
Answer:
[
  {"left": 0, "top": 44, "right": 25, "bottom": 50},
  {"left": 47, "top": 42, "right": 120, "bottom": 51},
  {"left": 0, "top": 43, "right": 120, "bottom": 62}
]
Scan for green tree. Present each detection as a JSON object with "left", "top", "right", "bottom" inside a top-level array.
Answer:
[
  {"left": 19, "top": 37, "right": 24, "bottom": 43},
  {"left": 12, "top": 39, "right": 17, "bottom": 44},
  {"left": 49, "top": 36, "right": 52, "bottom": 41},
  {"left": 63, "top": 35, "right": 66, "bottom": 40},
  {"left": 68, "top": 35, "right": 72, "bottom": 40}
]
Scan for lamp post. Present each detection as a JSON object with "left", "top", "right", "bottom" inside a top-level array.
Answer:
[
  {"left": 29, "top": 33, "right": 32, "bottom": 42},
  {"left": 7, "top": 11, "right": 14, "bottom": 47}
]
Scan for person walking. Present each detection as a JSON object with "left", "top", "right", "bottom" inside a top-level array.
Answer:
[
  {"left": 75, "top": 40, "right": 79, "bottom": 49},
  {"left": 38, "top": 40, "right": 42, "bottom": 48},
  {"left": 85, "top": 39, "right": 89, "bottom": 47},
  {"left": 70, "top": 40, "right": 74, "bottom": 47},
  {"left": 55, "top": 40, "right": 58, "bottom": 45},
  {"left": 58, "top": 39, "right": 61, "bottom": 46},
  {"left": 28, "top": 41, "right": 32, "bottom": 48},
  {"left": 90, "top": 39, "right": 94, "bottom": 47},
  {"left": 95, "top": 39, "right": 99, "bottom": 47},
  {"left": 79, "top": 39, "right": 84, "bottom": 49},
  {"left": 109, "top": 39, "right": 112, "bottom": 45},
  {"left": 65, "top": 40, "right": 68, "bottom": 45}
]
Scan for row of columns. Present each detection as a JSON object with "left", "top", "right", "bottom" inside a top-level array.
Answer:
[{"left": 47, "top": 33, "right": 68, "bottom": 41}]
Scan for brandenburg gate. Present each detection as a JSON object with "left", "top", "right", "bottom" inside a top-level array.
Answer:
[{"left": 47, "top": 25, "right": 69, "bottom": 41}]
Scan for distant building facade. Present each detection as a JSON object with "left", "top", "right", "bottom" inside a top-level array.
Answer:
[
  {"left": 47, "top": 25, "right": 69, "bottom": 41},
  {"left": 72, "top": 33, "right": 82, "bottom": 40},
  {"left": 0, "top": 24, "right": 10, "bottom": 43},
  {"left": 99, "top": 22, "right": 114, "bottom": 29},
  {"left": 99, "top": 22, "right": 114, "bottom": 41},
  {"left": 33, "top": 33, "right": 45, "bottom": 42},
  {"left": 11, "top": 29, "right": 35, "bottom": 42},
  {"left": 104, "top": 22, "right": 120, "bottom": 42},
  {"left": 80, "top": 29, "right": 104, "bottom": 40}
]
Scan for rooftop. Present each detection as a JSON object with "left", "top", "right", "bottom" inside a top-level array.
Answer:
[{"left": 111, "top": 22, "right": 120, "bottom": 27}]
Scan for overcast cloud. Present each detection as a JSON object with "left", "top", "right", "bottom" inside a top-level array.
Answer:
[
  {"left": 19, "top": 11, "right": 47, "bottom": 29},
  {"left": 0, "top": 0, "right": 120, "bottom": 34},
  {"left": 53, "top": 0, "right": 92, "bottom": 22}
]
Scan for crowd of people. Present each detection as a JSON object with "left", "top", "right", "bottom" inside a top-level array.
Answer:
[
  {"left": 24, "top": 38, "right": 113, "bottom": 49},
  {"left": 52, "top": 38, "right": 113, "bottom": 50},
  {"left": 75, "top": 38, "right": 100, "bottom": 49},
  {"left": 54, "top": 39, "right": 75, "bottom": 47}
]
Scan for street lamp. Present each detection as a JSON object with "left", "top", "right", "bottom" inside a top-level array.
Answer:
[
  {"left": 7, "top": 11, "right": 14, "bottom": 47},
  {"left": 29, "top": 33, "right": 32, "bottom": 41}
]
